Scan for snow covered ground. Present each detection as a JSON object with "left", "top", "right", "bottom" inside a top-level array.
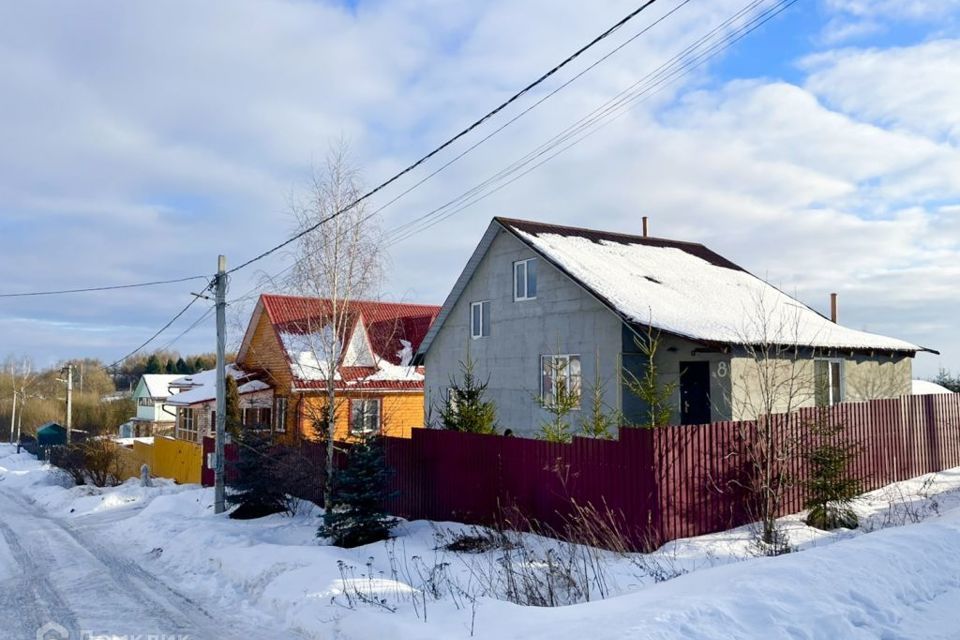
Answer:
[{"left": 3, "top": 443, "right": 960, "bottom": 639}]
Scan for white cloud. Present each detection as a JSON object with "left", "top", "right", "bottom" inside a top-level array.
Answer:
[{"left": 0, "top": 0, "right": 957, "bottom": 378}]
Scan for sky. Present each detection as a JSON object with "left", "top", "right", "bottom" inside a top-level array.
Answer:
[{"left": 0, "top": 0, "right": 957, "bottom": 378}]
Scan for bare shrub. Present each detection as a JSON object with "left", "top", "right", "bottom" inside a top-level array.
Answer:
[{"left": 49, "top": 440, "right": 122, "bottom": 487}]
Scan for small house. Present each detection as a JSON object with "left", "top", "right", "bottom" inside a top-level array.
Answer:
[
  {"left": 417, "top": 218, "right": 936, "bottom": 437},
  {"left": 130, "top": 374, "right": 183, "bottom": 436},
  {"left": 236, "top": 294, "right": 441, "bottom": 442}
]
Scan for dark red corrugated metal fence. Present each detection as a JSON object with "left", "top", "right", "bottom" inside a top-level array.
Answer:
[{"left": 381, "top": 394, "right": 960, "bottom": 549}]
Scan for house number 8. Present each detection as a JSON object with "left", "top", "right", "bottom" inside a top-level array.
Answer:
[{"left": 716, "top": 362, "right": 728, "bottom": 378}]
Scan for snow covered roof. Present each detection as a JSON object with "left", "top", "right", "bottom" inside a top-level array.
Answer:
[
  {"left": 167, "top": 365, "right": 271, "bottom": 406},
  {"left": 419, "top": 218, "right": 932, "bottom": 357},
  {"left": 507, "top": 218, "right": 932, "bottom": 352},
  {"left": 137, "top": 375, "right": 183, "bottom": 400},
  {"left": 238, "top": 294, "right": 440, "bottom": 391},
  {"left": 912, "top": 380, "right": 953, "bottom": 395}
]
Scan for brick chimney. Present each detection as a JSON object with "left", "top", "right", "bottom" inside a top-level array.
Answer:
[{"left": 830, "top": 292, "right": 838, "bottom": 323}]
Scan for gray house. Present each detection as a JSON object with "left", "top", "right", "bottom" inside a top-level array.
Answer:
[{"left": 417, "top": 218, "right": 934, "bottom": 437}]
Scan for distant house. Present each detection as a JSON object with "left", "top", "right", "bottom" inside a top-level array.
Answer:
[
  {"left": 166, "top": 365, "right": 273, "bottom": 443},
  {"left": 236, "top": 294, "right": 440, "bottom": 442},
  {"left": 130, "top": 374, "right": 183, "bottom": 436},
  {"left": 912, "top": 380, "right": 952, "bottom": 395},
  {"left": 417, "top": 218, "right": 936, "bottom": 437}
]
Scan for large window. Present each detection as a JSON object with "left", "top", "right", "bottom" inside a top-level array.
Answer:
[
  {"left": 350, "top": 398, "right": 381, "bottom": 437},
  {"left": 177, "top": 408, "right": 197, "bottom": 442},
  {"left": 242, "top": 407, "right": 272, "bottom": 431},
  {"left": 540, "top": 354, "right": 581, "bottom": 408},
  {"left": 274, "top": 397, "right": 287, "bottom": 434},
  {"left": 137, "top": 397, "right": 154, "bottom": 408},
  {"left": 514, "top": 258, "right": 537, "bottom": 301},
  {"left": 470, "top": 300, "right": 490, "bottom": 338},
  {"left": 815, "top": 359, "right": 844, "bottom": 407}
]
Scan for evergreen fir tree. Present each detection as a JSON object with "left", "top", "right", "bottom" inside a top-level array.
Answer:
[
  {"left": 580, "top": 351, "right": 620, "bottom": 439},
  {"left": 537, "top": 354, "right": 580, "bottom": 443},
  {"left": 439, "top": 350, "right": 497, "bottom": 434},
  {"left": 164, "top": 359, "right": 176, "bottom": 374},
  {"left": 144, "top": 354, "right": 162, "bottom": 374},
  {"left": 804, "top": 410, "right": 861, "bottom": 530},
  {"left": 622, "top": 327, "right": 677, "bottom": 428},
  {"left": 318, "top": 435, "right": 396, "bottom": 547},
  {"left": 227, "top": 432, "right": 287, "bottom": 519},
  {"left": 225, "top": 375, "right": 243, "bottom": 439},
  {"left": 175, "top": 357, "right": 189, "bottom": 374}
]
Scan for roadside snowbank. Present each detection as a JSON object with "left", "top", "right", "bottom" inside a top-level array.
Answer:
[{"left": 3, "top": 443, "right": 960, "bottom": 639}]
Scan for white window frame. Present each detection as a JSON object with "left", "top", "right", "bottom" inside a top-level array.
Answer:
[
  {"left": 815, "top": 358, "right": 844, "bottom": 407},
  {"left": 177, "top": 407, "right": 197, "bottom": 442},
  {"left": 274, "top": 397, "right": 287, "bottom": 434},
  {"left": 470, "top": 300, "right": 490, "bottom": 339},
  {"left": 349, "top": 398, "right": 382, "bottom": 437},
  {"left": 513, "top": 258, "right": 537, "bottom": 301},
  {"left": 539, "top": 354, "right": 582, "bottom": 409}
]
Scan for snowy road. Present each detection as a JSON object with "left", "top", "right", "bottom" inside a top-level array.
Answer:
[{"left": 0, "top": 486, "right": 297, "bottom": 640}]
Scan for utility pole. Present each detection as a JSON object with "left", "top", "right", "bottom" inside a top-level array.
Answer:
[
  {"left": 214, "top": 255, "right": 228, "bottom": 514},
  {"left": 62, "top": 364, "right": 74, "bottom": 443}
]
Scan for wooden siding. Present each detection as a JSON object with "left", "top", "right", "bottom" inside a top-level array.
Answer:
[{"left": 298, "top": 391, "right": 425, "bottom": 442}]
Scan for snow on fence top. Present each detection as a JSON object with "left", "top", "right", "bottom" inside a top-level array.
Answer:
[{"left": 502, "top": 218, "right": 923, "bottom": 352}]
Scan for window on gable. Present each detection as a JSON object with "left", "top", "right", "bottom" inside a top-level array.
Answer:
[
  {"left": 470, "top": 300, "right": 490, "bottom": 338},
  {"left": 274, "top": 397, "right": 287, "bottom": 434},
  {"left": 540, "top": 354, "right": 581, "bottom": 408},
  {"left": 350, "top": 398, "right": 381, "bottom": 437},
  {"left": 514, "top": 258, "right": 537, "bottom": 301},
  {"left": 815, "top": 359, "right": 844, "bottom": 407}
]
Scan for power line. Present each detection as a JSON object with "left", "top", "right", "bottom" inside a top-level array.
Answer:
[
  {"left": 0, "top": 274, "right": 210, "bottom": 299},
  {"left": 105, "top": 282, "right": 213, "bottom": 370},
  {"left": 226, "top": 0, "right": 664, "bottom": 275},
  {"left": 384, "top": 0, "right": 797, "bottom": 246},
  {"left": 157, "top": 305, "right": 216, "bottom": 352},
  {"left": 223, "top": 0, "right": 786, "bottom": 303}
]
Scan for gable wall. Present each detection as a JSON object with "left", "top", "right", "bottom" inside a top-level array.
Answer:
[{"left": 424, "top": 228, "right": 623, "bottom": 437}]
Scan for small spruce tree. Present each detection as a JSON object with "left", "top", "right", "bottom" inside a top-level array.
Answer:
[
  {"left": 538, "top": 354, "right": 580, "bottom": 443},
  {"left": 164, "top": 359, "right": 176, "bottom": 374},
  {"left": 804, "top": 410, "right": 861, "bottom": 530},
  {"left": 439, "top": 350, "right": 497, "bottom": 434},
  {"left": 580, "top": 351, "right": 620, "bottom": 439},
  {"left": 622, "top": 327, "right": 677, "bottom": 428},
  {"left": 175, "top": 357, "right": 189, "bottom": 374},
  {"left": 227, "top": 432, "right": 288, "bottom": 519},
  {"left": 318, "top": 435, "right": 396, "bottom": 547},
  {"left": 225, "top": 375, "right": 243, "bottom": 439}
]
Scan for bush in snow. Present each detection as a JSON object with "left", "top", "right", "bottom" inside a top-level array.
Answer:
[
  {"left": 804, "top": 411, "right": 861, "bottom": 530},
  {"left": 318, "top": 434, "right": 396, "bottom": 547},
  {"left": 49, "top": 439, "right": 123, "bottom": 487},
  {"left": 438, "top": 350, "right": 498, "bottom": 434}
]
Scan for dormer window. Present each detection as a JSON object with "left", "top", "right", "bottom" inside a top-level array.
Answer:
[{"left": 514, "top": 258, "right": 537, "bottom": 301}]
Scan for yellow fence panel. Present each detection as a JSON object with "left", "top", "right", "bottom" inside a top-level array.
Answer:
[{"left": 151, "top": 436, "right": 203, "bottom": 484}]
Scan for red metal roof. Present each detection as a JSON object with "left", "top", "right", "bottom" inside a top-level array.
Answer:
[{"left": 257, "top": 294, "right": 440, "bottom": 389}]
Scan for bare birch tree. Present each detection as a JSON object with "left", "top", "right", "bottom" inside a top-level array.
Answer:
[
  {"left": 731, "top": 290, "right": 816, "bottom": 553},
  {"left": 287, "top": 141, "right": 384, "bottom": 509}
]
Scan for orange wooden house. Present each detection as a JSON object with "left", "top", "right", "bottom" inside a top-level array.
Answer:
[{"left": 236, "top": 294, "right": 440, "bottom": 443}]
